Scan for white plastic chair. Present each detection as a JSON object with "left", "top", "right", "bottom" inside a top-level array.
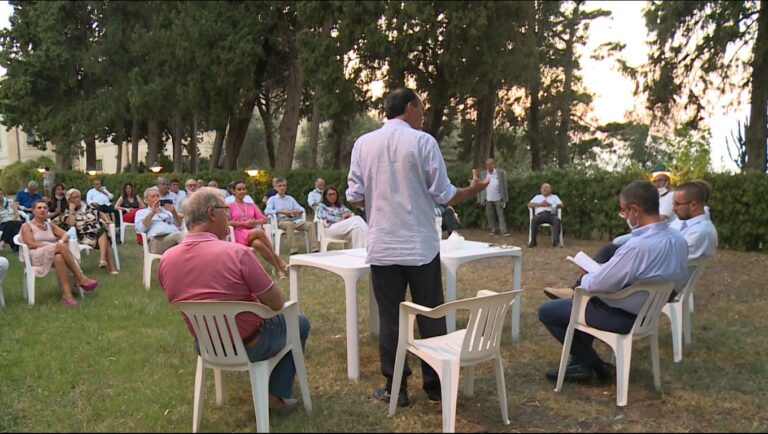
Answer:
[
  {"left": 554, "top": 281, "right": 675, "bottom": 407},
  {"left": 389, "top": 289, "right": 520, "bottom": 432},
  {"left": 661, "top": 259, "right": 705, "bottom": 363},
  {"left": 313, "top": 216, "right": 347, "bottom": 252},
  {"left": 14, "top": 234, "right": 84, "bottom": 305},
  {"left": 268, "top": 211, "right": 309, "bottom": 256},
  {"left": 139, "top": 232, "right": 163, "bottom": 290},
  {"left": 118, "top": 209, "right": 135, "bottom": 244},
  {"left": 172, "top": 300, "right": 312, "bottom": 433},
  {"left": 528, "top": 207, "right": 564, "bottom": 247}
]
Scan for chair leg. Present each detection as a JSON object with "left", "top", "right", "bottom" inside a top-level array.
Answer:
[
  {"left": 248, "top": 364, "right": 271, "bottom": 433},
  {"left": 650, "top": 332, "right": 661, "bottom": 391},
  {"left": 388, "top": 344, "right": 408, "bottom": 417},
  {"left": 192, "top": 357, "right": 205, "bottom": 433},
  {"left": 615, "top": 338, "right": 632, "bottom": 407},
  {"left": 143, "top": 258, "right": 151, "bottom": 290},
  {"left": 463, "top": 365, "right": 475, "bottom": 397},
  {"left": 555, "top": 325, "right": 576, "bottom": 393},
  {"left": 683, "top": 299, "right": 692, "bottom": 346},
  {"left": 441, "top": 360, "right": 460, "bottom": 433},
  {"left": 493, "top": 357, "right": 511, "bottom": 425},
  {"left": 274, "top": 233, "right": 282, "bottom": 256},
  {"left": 120, "top": 224, "right": 125, "bottom": 245},
  {"left": 26, "top": 273, "right": 35, "bottom": 305},
  {"left": 291, "top": 346, "right": 312, "bottom": 414},
  {"left": 668, "top": 304, "right": 683, "bottom": 363},
  {"left": 0, "top": 286, "right": 4, "bottom": 308},
  {"left": 214, "top": 369, "right": 226, "bottom": 406}
]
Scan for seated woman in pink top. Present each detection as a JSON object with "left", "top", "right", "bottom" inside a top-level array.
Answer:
[{"left": 228, "top": 181, "right": 289, "bottom": 279}]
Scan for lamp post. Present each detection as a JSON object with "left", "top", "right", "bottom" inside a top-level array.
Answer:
[{"left": 149, "top": 163, "right": 163, "bottom": 173}]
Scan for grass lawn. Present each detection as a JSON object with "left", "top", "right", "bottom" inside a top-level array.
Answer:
[{"left": 0, "top": 228, "right": 766, "bottom": 432}]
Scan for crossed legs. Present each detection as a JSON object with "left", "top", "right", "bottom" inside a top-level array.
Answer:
[
  {"left": 248, "top": 228, "right": 289, "bottom": 278},
  {"left": 51, "top": 243, "right": 95, "bottom": 303}
]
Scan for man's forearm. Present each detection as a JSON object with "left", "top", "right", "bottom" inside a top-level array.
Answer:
[{"left": 447, "top": 186, "right": 483, "bottom": 206}]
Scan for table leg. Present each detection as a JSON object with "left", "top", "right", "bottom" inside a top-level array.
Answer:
[
  {"left": 343, "top": 276, "right": 360, "bottom": 381},
  {"left": 289, "top": 266, "right": 300, "bottom": 302},
  {"left": 444, "top": 265, "right": 457, "bottom": 333},
  {"left": 368, "top": 274, "right": 379, "bottom": 337},
  {"left": 511, "top": 256, "right": 522, "bottom": 341}
]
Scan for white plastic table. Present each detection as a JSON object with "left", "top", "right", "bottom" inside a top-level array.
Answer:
[{"left": 289, "top": 240, "right": 522, "bottom": 381}]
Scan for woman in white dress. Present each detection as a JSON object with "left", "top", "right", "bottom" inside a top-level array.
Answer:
[{"left": 315, "top": 186, "right": 368, "bottom": 249}]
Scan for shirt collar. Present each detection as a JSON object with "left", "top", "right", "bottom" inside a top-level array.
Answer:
[
  {"left": 181, "top": 232, "right": 218, "bottom": 244},
  {"left": 681, "top": 214, "right": 707, "bottom": 227},
  {"left": 383, "top": 118, "right": 413, "bottom": 130},
  {"left": 630, "top": 219, "right": 669, "bottom": 236}
]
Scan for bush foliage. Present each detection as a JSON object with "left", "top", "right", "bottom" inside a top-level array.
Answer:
[{"left": 2, "top": 159, "right": 765, "bottom": 251}]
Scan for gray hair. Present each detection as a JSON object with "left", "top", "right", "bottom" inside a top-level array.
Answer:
[
  {"left": 27, "top": 180, "right": 38, "bottom": 188},
  {"left": 143, "top": 186, "right": 159, "bottom": 200},
  {"left": 183, "top": 187, "right": 226, "bottom": 229},
  {"left": 157, "top": 176, "right": 169, "bottom": 185},
  {"left": 65, "top": 188, "right": 81, "bottom": 201},
  {"left": 274, "top": 177, "right": 286, "bottom": 185}
]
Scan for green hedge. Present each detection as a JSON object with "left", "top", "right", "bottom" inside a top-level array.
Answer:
[{"left": 3, "top": 160, "right": 765, "bottom": 252}]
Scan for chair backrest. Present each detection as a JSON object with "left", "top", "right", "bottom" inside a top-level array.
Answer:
[
  {"left": 227, "top": 225, "right": 236, "bottom": 243},
  {"left": 172, "top": 301, "right": 278, "bottom": 368},
  {"left": 446, "top": 290, "right": 518, "bottom": 363},
  {"left": 670, "top": 259, "right": 705, "bottom": 303},
  {"left": 13, "top": 233, "right": 32, "bottom": 267},
  {"left": 625, "top": 281, "right": 675, "bottom": 338}
]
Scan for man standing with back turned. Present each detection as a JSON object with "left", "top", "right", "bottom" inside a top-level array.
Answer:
[{"left": 347, "top": 88, "right": 489, "bottom": 407}]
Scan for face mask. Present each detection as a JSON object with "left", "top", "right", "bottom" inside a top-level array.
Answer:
[
  {"left": 657, "top": 187, "right": 668, "bottom": 196},
  {"left": 625, "top": 208, "right": 639, "bottom": 231}
]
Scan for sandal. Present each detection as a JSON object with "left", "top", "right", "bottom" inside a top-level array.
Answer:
[{"left": 99, "top": 260, "right": 107, "bottom": 269}]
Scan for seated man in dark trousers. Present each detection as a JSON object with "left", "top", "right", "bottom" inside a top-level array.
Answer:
[
  {"left": 527, "top": 183, "right": 563, "bottom": 247},
  {"left": 538, "top": 181, "right": 688, "bottom": 382}
]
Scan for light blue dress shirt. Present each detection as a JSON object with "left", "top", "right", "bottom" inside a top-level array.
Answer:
[
  {"left": 347, "top": 119, "right": 457, "bottom": 266},
  {"left": 264, "top": 194, "right": 304, "bottom": 220},
  {"left": 669, "top": 214, "right": 718, "bottom": 260},
  {"left": 580, "top": 220, "right": 688, "bottom": 314},
  {"left": 135, "top": 207, "right": 181, "bottom": 239}
]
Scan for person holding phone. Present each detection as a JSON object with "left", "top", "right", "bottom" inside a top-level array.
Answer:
[{"left": 135, "top": 186, "right": 184, "bottom": 254}]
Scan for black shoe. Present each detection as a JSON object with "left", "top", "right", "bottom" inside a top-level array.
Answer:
[
  {"left": 528, "top": 242, "right": 537, "bottom": 248},
  {"left": 545, "top": 363, "right": 594, "bottom": 382},
  {"left": 425, "top": 389, "right": 441, "bottom": 403},
  {"left": 594, "top": 362, "right": 615, "bottom": 382},
  {"left": 372, "top": 388, "right": 410, "bottom": 407}
]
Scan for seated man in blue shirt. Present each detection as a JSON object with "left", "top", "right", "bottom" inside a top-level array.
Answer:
[
  {"left": 135, "top": 186, "right": 184, "bottom": 254},
  {"left": 539, "top": 180, "right": 688, "bottom": 382},
  {"left": 265, "top": 177, "right": 319, "bottom": 254},
  {"left": 14, "top": 180, "right": 43, "bottom": 218}
]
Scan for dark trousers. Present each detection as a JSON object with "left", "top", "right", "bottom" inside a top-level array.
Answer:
[
  {"left": 95, "top": 204, "right": 120, "bottom": 242},
  {"left": 441, "top": 208, "right": 458, "bottom": 235},
  {"left": 538, "top": 297, "right": 636, "bottom": 370},
  {"left": 0, "top": 220, "right": 23, "bottom": 251},
  {"left": 370, "top": 254, "right": 447, "bottom": 395},
  {"left": 531, "top": 211, "right": 561, "bottom": 245}
]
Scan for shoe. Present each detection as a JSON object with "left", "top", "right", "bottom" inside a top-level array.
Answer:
[
  {"left": 61, "top": 298, "right": 79, "bottom": 307},
  {"left": 269, "top": 397, "right": 298, "bottom": 414},
  {"left": 501, "top": 232, "right": 511, "bottom": 237},
  {"left": 79, "top": 279, "right": 99, "bottom": 292},
  {"left": 109, "top": 271, "right": 119, "bottom": 275},
  {"left": 99, "top": 260, "right": 107, "bottom": 269},
  {"left": 290, "top": 249, "right": 299, "bottom": 255},
  {"left": 489, "top": 231, "right": 497, "bottom": 236},
  {"left": 528, "top": 242, "right": 537, "bottom": 248},
  {"left": 372, "top": 388, "right": 410, "bottom": 408},
  {"left": 545, "top": 363, "right": 594, "bottom": 382},
  {"left": 543, "top": 287, "right": 574, "bottom": 300},
  {"left": 311, "top": 248, "right": 320, "bottom": 253},
  {"left": 426, "top": 390, "right": 441, "bottom": 403},
  {"left": 594, "top": 362, "right": 615, "bottom": 382}
]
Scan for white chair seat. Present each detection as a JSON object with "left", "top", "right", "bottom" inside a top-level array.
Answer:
[
  {"left": 172, "top": 300, "right": 312, "bottom": 433},
  {"left": 389, "top": 289, "right": 520, "bottom": 432},
  {"left": 314, "top": 217, "right": 347, "bottom": 252},
  {"left": 554, "top": 281, "right": 675, "bottom": 407}
]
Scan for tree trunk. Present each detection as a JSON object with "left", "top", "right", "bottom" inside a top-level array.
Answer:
[
  {"left": 527, "top": 2, "right": 543, "bottom": 171},
  {"left": 172, "top": 113, "right": 183, "bottom": 173},
  {"left": 130, "top": 119, "right": 140, "bottom": 173},
  {"left": 331, "top": 121, "right": 347, "bottom": 170},
  {"left": 746, "top": 0, "right": 768, "bottom": 172},
  {"left": 257, "top": 90, "right": 276, "bottom": 169},
  {"left": 209, "top": 124, "right": 227, "bottom": 170},
  {"left": 308, "top": 99, "right": 320, "bottom": 170},
  {"left": 276, "top": 40, "right": 305, "bottom": 170},
  {"left": 556, "top": 2, "right": 580, "bottom": 168},
  {"left": 85, "top": 137, "right": 97, "bottom": 171},
  {"left": 472, "top": 89, "right": 496, "bottom": 170},
  {"left": 224, "top": 96, "right": 257, "bottom": 171},
  {"left": 115, "top": 121, "right": 124, "bottom": 174},
  {"left": 55, "top": 152, "right": 72, "bottom": 171},
  {"left": 189, "top": 113, "right": 198, "bottom": 174},
  {"left": 423, "top": 73, "right": 448, "bottom": 140},
  {"left": 147, "top": 118, "right": 160, "bottom": 166}
]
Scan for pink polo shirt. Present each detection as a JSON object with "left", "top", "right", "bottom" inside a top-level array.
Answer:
[{"left": 158, "top": 231, "right": 274, "bottom": 339}]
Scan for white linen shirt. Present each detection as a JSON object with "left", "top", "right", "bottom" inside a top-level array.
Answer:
[
  {"left": 86, "top": 187, "right": 113, "bottom": 206},
  {"left": 347, "top": 118, "right": 457, "bottom": 266},
  {"left": 307, "top": 189, "right": 323, "bottom": 209},
  {"left": 529, "top": 193, "right": 562, "bottom": 215},
  {"left": 135, "top": 207, "right": 181, "bottom": 239},
  {"left": 669, "top": 214, "right": 718, "bottom": 260},
  {"left": 485, "top": 171, "right": 501, "bottom": 202},
  {"left": 580, "top": 220, "right": 688, "bottom": 315}
]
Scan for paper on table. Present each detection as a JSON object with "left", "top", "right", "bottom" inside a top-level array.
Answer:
[{"left": 566, "top": 251, "right": 601, "bottom": 273}]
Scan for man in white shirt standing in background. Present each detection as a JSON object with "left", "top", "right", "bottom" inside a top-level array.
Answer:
[{"left": 478, "top": 158, "right": 510, "bottom": 236}]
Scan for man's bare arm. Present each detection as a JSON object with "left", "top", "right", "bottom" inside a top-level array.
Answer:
[{"left": 447, "top": 169, "right": 489, "bottom": 206}]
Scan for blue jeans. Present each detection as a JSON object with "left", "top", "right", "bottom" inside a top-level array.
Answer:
[
  {"left": 538, "top": 298, "right": 636, "bottom": 370},
  {"left": 194, "top": 314, "right": 310, "bottom": 400}
]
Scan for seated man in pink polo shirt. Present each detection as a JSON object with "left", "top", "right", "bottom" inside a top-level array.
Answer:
[{"left": 158, "top": 187, "right": 310, "bottom": 412}]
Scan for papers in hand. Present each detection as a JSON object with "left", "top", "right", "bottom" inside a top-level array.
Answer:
[{"left": 566, "top": 251, "right": 601, "bottom": 273}]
